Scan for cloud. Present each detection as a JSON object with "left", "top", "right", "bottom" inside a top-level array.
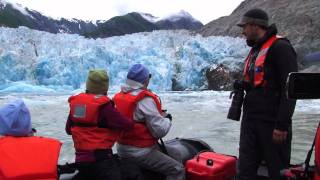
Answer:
[
  {"left": 114, "top": 1, "right": 130, "bottom": 15},
  {"left": 6, "top": 0, "right": 244, "bottom": 24}
]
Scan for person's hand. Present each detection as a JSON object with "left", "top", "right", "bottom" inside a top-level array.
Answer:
[
  {"left": 165, "top": 113, "right": 172, "bottom": 121},
  {"left": 161, "top": 109, "right": 172, "bottom": 121},
  {"left": 272, "top": 129, "right": 288, "bottom": 144}
]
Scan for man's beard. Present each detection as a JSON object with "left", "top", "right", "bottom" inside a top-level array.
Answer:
[
  {"left": 246, "top": 32, "right": 259, "bottom": 47},
  {"left": 246, "top": 39, "right": 256, "bottom": 47}
]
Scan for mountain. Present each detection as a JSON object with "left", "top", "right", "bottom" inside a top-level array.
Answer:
[
  {"left": 0, "top": 1, "right": 203, "bottom": 38},
  {"left": 199, "top": 0, "right": 320, "bottom": 60},
  {"left": 84, "top": 11, "right": 203, "bottom": 38},
  {"left": 82, "top": 12, "right": 158, "bottom": 38},
  {"left": 155, "top": 10, "right": 203, "bottom": 30},
  {"left": 0, "top": 0, "right": 97, "bottom": 34}
]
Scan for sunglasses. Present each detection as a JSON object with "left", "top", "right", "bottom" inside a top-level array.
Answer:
[{"left": 149, "top": 74, "right": 152, "bottom": 78}]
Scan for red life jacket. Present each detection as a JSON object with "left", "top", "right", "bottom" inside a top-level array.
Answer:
[
  {"left": 0, "top": 136, "right": 61, "bottom": 180},
  {"left": 243, "top": 35, "right": 281, "bottom": 87},
  {"left": 314, "top": 125, "right": 320, "bottom": 180},
  {"left": 69, "top": 93, "right": 119, "bottom": 151},
  {"left": 113, "top": 89, "right": 162, "bottom": 147}
]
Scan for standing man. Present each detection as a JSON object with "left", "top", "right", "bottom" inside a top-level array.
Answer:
[
  {"left": 113, "top": 64, "right": 185, "bottom": 180},
  {"left": 236, "top": 9, "right": 298, "bottom": 179}
]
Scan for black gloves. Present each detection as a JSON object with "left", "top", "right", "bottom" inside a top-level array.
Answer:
[
  {"left": 165, "top": 113, "right": 172, "bottom": 121},
  {"left": 162, "top": 109, "right": 172, "bottom": 121}
]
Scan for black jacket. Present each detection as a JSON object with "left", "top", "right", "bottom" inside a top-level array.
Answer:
[{"left": 242, "top": 24, "right": 298, "bottom": 131}]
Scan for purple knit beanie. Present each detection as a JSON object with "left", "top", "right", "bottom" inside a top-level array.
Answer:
[{"left": 127, "top": 64, "right": 150, "bottom": 84}]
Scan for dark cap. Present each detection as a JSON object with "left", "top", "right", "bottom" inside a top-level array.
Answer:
[
  {"left": 86, "top": 69, "right": 109, "bottom": 94},
  {"left": 127, "top": 64, "right": 150, "bottom": 84},
  {"left": 237, "top": 8, "right": 269, "bottom": 27}
]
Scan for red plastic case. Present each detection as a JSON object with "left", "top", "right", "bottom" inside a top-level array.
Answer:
[{"left": 186, "top": 151, "right": 237, "bottom": 180}]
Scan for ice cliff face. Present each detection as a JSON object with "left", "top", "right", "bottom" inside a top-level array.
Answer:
[{"left": 0, "top": 27, "right": 248, "bottom": 93}]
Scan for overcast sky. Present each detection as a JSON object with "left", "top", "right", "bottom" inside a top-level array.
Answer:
[{"left": 6, "top": 0, "right": 244, "bottom": 24}]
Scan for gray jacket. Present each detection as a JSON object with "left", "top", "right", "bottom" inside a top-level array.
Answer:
[{"left": 116, "top": 79, "right": 172, "bottom": 158}]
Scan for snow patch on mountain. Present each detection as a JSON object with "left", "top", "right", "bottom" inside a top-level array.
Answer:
[
  {"left": 3, "top": 0, "right": 34, "bottom": 19},
  {"left": 160, "top": 10, "right": 199, "bottom": 22},
  {"left": 139, "top": 12, "right": 161, "bottom": 23}
]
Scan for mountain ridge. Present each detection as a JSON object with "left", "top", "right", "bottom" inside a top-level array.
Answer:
[
  {"left": 199, "top": 0, "right": 320, "bottom": 60},
  {"left": 0, "top": 1, "right": 203, "bottom": 38}
]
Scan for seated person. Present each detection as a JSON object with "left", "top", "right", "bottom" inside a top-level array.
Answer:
[
  {"left": 65, "top": 69, "right": 133, "bottom": 180},
  {"left": 113, "top": 64, "right": 186, "bottom": 180},
  {"left": 0, "top": 99, "right": 61, "bottom": 180}
]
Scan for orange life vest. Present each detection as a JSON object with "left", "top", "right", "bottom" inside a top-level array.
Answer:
[
  {"left": 113, "top": 90, "right": 162, "bottom": 147},
  {"left": 0, "top": 136, "right": 61, "bottom": 180},
  {"left": 243, "top": 35, "right": 280, "bottom": 87},
  {"left": 69, "top": 93, "right": 119, "bottom": 151},
  {"left": 314, "top": 124, "right": 320, "bottom": 180}
]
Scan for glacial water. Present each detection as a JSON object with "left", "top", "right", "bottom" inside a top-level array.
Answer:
[{"left": 0, "top": 91, "right": 318, "bottom": 165}]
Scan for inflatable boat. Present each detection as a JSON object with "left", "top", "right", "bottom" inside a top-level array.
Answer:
[
  {"left": 59, "top": 138, "right": 217, "bottom": 180},
  {"left": 59, "top": 137, "right": 311, "bottom": 180}
]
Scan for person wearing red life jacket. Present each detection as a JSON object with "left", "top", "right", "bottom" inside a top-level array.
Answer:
[
  {"left": 65, "top": 69, "right": 133, "bottom": 180},
  {"left": 113, "top": 64, "right": 185, "bottom": 180},
  {"left": 236, "top": 9, "right": 298, "bottom": 180},
  {"left": 0, "top": 99, "right": 62, "bottom": 180}
]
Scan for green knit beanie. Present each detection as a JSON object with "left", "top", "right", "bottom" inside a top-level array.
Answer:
[{"left": 86, "top": 69, "right": 109, "bottom": 94}]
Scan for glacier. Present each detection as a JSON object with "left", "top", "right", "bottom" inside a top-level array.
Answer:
[{"left": 0, "top": 26, "right": 248, "bottom": 93}]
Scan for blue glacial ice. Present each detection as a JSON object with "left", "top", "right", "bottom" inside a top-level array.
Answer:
[{"left": 0, "top": 27, "right": 248, "bottom": 93}]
